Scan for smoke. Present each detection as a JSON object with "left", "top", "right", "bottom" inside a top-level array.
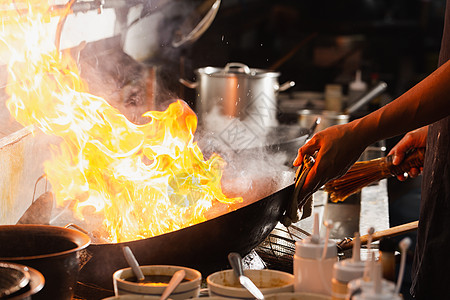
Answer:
[{"left": 196, "top": 105, "right": 295, "bottom": 205}]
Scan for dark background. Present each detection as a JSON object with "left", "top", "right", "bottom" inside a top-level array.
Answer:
[{"left": 154, "top": 0, "right": 446, "bottom": 110}]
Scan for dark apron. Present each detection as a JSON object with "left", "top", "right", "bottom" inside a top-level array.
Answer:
[{"left": 411, "top": 1, "right": 450, "bottom": 297}]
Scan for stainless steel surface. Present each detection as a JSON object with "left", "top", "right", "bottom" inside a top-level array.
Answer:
[{"left": 228, "top": 252, "right": 265, "bottom": 300}]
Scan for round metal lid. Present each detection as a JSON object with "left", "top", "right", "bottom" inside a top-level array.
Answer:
[
  {"left": 0, "top": 262, "right": 31, "bottom": 298},
  {"left": 196, "top": 62, "right": 280, "bottom": 78}
]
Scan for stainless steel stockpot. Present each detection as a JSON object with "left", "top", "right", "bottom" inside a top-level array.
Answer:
[{"left": 180, "top": 62, "right": 294, "bottom": 130}]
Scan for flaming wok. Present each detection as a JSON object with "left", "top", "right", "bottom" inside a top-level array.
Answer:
[{"left": 74, "top": 170, "right": 298, "bottom": 299}]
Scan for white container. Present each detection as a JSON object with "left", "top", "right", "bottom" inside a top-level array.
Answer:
[
  {"left": 325, "top": 84, "right": 343, "bottom": 112},
  {"left": 265, "top": 292, "right": 332, "bottom": 300},
  {"left": 294, "top": 214, "right": 338, "bottom": 296},
  {"left": 331, "top": 232, "right": 365, "bottom": 300},
  {"left": 347, "top": 70, "right": 367, "bottom": 106},
  {"left": 103, "top": 296, "right": 170, "bottom": 300},
  {"left": 348, "top": 262, "right": 399, "bottom": 300},
  {"left": 206, "top": 269, "right": 294, "bottom": 299},
  {"left": 113, "top": 265, "right": 201, "bottom": 300}
]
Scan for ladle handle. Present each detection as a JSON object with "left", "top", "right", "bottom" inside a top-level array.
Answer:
[
  {"left": 228, "top": 252, "right": 244, "bottom": 277},
  {"left": 122, "top": 246, "right": 145, "bottom": 281},
  {"left": 160, "top": 270, "right": 186, "bottom": 300}
]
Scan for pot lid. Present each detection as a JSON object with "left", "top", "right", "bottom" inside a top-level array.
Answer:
[
  {"left": 0, "top": 262, "right": 31, "bottom": 298},
  {"left": 196, "top": 62, "right": 280, "bottom": 78}
]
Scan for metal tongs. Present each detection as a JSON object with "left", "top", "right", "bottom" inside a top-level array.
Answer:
[{"left": 282, "top": 153, "right": 316, "bottom": 227}]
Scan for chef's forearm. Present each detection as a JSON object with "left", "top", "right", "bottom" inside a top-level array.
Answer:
[{"left": 352, "top": 59, "right": 450, "bottom": 145}]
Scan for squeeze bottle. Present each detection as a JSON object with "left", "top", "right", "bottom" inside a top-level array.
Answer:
[
  {"left": 294, "top": 213, "right": 337, "bottom": 296},
  {"left": 331, "top": 232, "right": 365, "bottom": 300}
]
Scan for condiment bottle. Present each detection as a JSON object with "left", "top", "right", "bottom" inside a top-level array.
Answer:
[
  {"left": 325, "top": 84, "right": 343, "bottom": 112},
  {"left": 347, "top": 252, "right": 395, "bottom": 299},
  {"left": 331, "top": 232, "right": 365, "bottom": 300},
  {"left": 347, "top": 70, "right": 367, "bottom": 107},
  {"left": 352, "top": 261, "right": 401, "bottom": 300},
  {"left": 378, "top": 237, "right": 396, "bottom": 282},
  {"left": 294, "top": 213, "right": 337, "bottom": 296}
]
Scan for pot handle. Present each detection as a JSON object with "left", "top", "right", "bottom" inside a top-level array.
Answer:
[
  {"left": 223, "top": 62, "right": 251, "bottom": 74},
  {"left": 179, "top": 78, "right": 198, "bottom": 89},
  {"left": 277, "top": 80, "right": 295, "bottom": 92},
  {"left": 65, "top": 223, "right": 89, "bottom": 235}
]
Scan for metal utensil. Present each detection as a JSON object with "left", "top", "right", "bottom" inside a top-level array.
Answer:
[
  {"left": 122, "top": 246, "right": 145, "bottom": 282},
  {"left": 172, "top": 0, "right": 221, "bottom": 47},
  {"left": 160, "top": 269, "right": 186, "bottom": 300},
  {"left": 228, "top": 252, "right": 264, "bottom": 300},
  {"left": 345, "top": 81, "right": 388, "bottom": 115}
]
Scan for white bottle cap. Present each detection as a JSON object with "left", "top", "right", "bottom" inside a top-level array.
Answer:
[
  {"left": 295, "top": 213, "right": 337, "bottom": 259},
  {"left": 333, "top": 232, "right": 365, "bottom": 282},
  {"left": 349, "top": 70, "right": 368, "bottom": 92}
]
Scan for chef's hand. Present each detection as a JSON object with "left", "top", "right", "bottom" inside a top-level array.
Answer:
[
  {"left": 293, "top": 122, "right": 368, "bottom": 206},
  {"left": 388, "top": 126, "right": 428, "bottom": 181}
]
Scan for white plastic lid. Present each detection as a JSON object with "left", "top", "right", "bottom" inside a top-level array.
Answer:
[
  {"left": 295, "top": 213, "right": 337, "bottom": 259},
  {"left": 333, "top": 259, "right": 365, "bottom": 282},
  {"left": 353, "top": 291, "right": 402, "bottom": 300},
  {"left": 332, "top": 232, "right": 365, "bottom": 282},
  {"left": 295, "top": 238, "right": 337, "bottom": 259},
  {"left": 349, "top": 70, "right": 367, "bottom": 92},
  {"left": 350, "top": 262, "right": 401, "bottom": 300},
  {"left": 348, "top": 278, "right": 395, "bottom": 295}
]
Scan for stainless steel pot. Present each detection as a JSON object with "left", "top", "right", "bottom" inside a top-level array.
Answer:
[
  {"left": 298, "top": 110, "right": 349, "bottom": 133},
  {"left": 298, "top": 81, "right": 388, "bottom": 132},
  {"left": 180, "top": 62, "right": 294, "bottom": 130}
]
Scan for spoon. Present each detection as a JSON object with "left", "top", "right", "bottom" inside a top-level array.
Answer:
[
  {"left": 122, "top": 246, "right": 145, "bottom": 282},
  {"left": 160, "top": 269, "right": 186, "bottom": 300},
  {"left": 228, "top": 252, "right": 264, "bottom": 300}
]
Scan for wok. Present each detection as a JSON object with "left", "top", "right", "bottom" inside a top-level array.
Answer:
[{"left": 74, "top": 172, "right": 297, "bottom": 299}]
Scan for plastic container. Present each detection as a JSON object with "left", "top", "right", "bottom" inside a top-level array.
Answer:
[
  {"left": 294, "top": 214, "right": 337, "bottom": 296},
  {"left": 331, "top": 233, "right": 365, "bottom": 300},
  {"left": 325, "top": 84, "right": 343, "bottom": 112},
  {"left": 347, "top": 70, "right": 367, "bottom": 107},
  {"left": 351, "top": 262, "right": 401, "bottom": 300}
]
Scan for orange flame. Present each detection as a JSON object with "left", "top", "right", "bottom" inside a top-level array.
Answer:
[{"left": 1, "top": 0, "right": 241, "bottom": 242}]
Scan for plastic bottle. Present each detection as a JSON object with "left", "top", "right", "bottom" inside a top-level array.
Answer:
[
  {"left": 347, "top": 250, "right": 395, "bottom": 299},
  {"left": 325, "top": 84, "right": 343, "bottom": 112},
  {"left": 294, "top": 213, "right": 338, "bottom": 296},
  {"left": 352, "top": 261, "right": 401, "bottom": 300},
  {"left": 348, "top": 237, "right": 411, "bottom": 300},
  {"left": 331, "top": 232, "right": 365, "bottom": 300},
  {"left": 347, "top": 70, "right": 367, "bottom": 107},
  {"left": 378, "top": 238, "right": 396, "bottom": 282}
]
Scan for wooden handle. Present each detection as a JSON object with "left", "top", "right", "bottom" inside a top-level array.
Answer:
[
  {"left": 338, "top": 220, "right": 418, "bottom": 251},
  {"left": 386, "top": 148, "right": 425, "bottom": 176}
]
